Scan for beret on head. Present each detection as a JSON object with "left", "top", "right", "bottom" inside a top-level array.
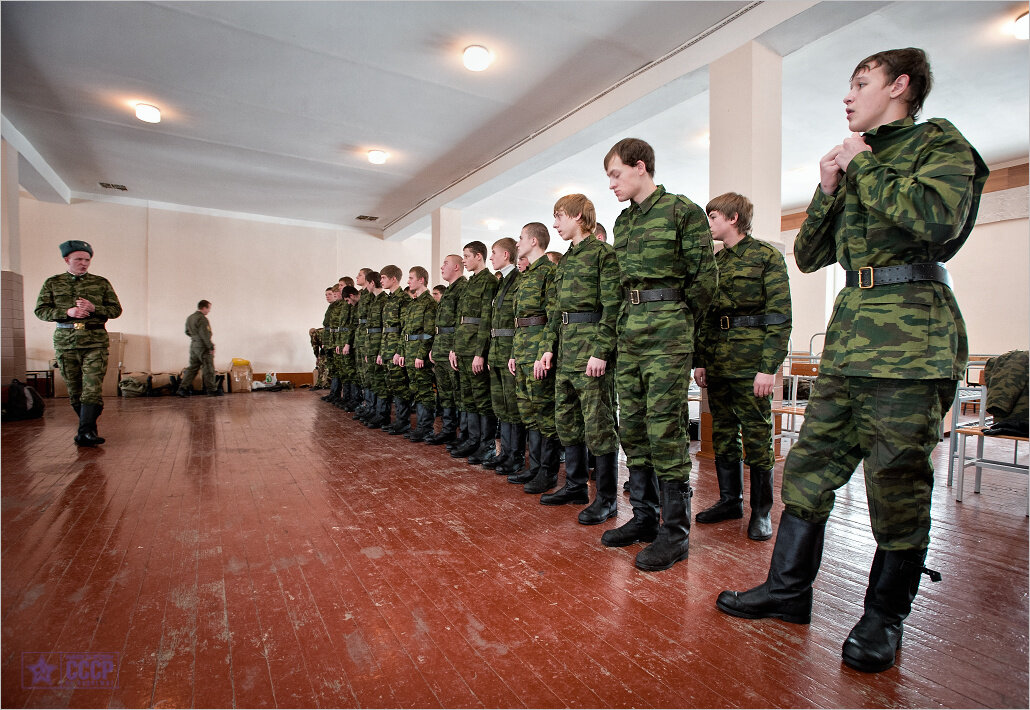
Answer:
[{"left": 60, "top": 240, "right": 93, "bottom": 257}]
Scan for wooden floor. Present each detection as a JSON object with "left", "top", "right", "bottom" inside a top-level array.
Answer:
[{"left": 2, "top": 390, "right": 1027, "bottom": 709}]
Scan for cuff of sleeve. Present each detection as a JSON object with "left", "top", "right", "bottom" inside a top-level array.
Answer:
[
  {"left": 846, "top": 149, "right": 876, "bottom": 180},
  {"left": 806, "top": 184, "right": 838, "bottom": 219}
]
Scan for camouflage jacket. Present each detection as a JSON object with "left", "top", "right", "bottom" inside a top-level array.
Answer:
[
  {"left": 185, "top": 310, "right": 214, "bottom": 349},
  {"left": 984, "top": 350, "right": 1029, "bottom": 421},
  {"left": 543, "top": 237, "right": 621, "bottom": 369},
  {"left": 613, "top": 185, "right": 718, "bottom": 356},
  {"left": 331, "top": 299, "right": 352, "bottom": 348},
  {"left": 512, "top": 255, "right": 556, "bottom": 365},
  {"left": 353, "top": 288, "right": 371, "bottom": 352},
  {"left": 365, "top": 290, "right": 385, "bottom": 356},
  {"left": 379, "top": 287, "right": 408, "bottom": 359},
  {"left": 35, "top": 271, "right": 123, "bottom": 350},
  {"left": 402, "top": 290, "right": 438, "bottom": 362},
  {"left": 321, "top": 300, "right": 340, "bottom": 346},
  {"left": 432, "top": 276, "right": 466, "bottom": 360},
  {"left": 796, "top": 117, "right": 988, "bottom": 380},
  {"left": 487, "top": 267, "right": 521, "bottom": 367},
  {"left": 454, "top": 268, "right": 498, "bottom": 357},
  {"left": 695, "top": 235, "right": 791, "bottom": 378}
]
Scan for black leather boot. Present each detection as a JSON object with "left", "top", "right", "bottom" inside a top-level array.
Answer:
[
  {"left": 747, "top": 465, "right": 775, "bottom": 541},
  {"left": 841, "top": 548, "right": 939, "bottom": 673},
  {"left": 695, "top": 458, "right": 744, "bottom": 523},
  {"left": 74, "top": 403, "right": 105, "bottom": 447},
  {"left": 578, "top": 451, "right": 618, "bottom": 524},
  {"left": 71, "top": 402, "right": 81, "bottom": 416},
  {"left": 467, "top": 414, "right": 497, "bottom": 464},
  {"left": 386, "top": 398, "right": 412, "bottom": 435},
  {"left": 366, "top": 395, "right": 391, "bottom": 429},
  {"left": 509, "top": 429, "right": 539, "bottom": 484},
  {"left": 499, "top": 423, "right": 526, "bottom": 476},
  {"left": 321, "top": 377, "right": 340, "bottom": 401},
  {"left": 424, "top": 407, "right": 453, "bottom": 445},
  {"left": 406, "top": 403, "right": 434, "bottom": 442},
  {"left": 635, "top": 480, "right": 692, "bottom": 571},
  {"left": 601, "top": 466, "right": 659, "bottom": 547},
  {"left": 353, "top": 389, "right": 372, "bottom": 419},
  {"left": 451, "top": 412, "right": 481, "bottom": 457},
  {"left": 446, "top": 411, "right": 469, "bottom": 451},
  {"left": 716, "top": 512, "right": 826, "bottom": 623},
  {"left": 524, "top": 434, "right": 561, "bottom": 493},
  {"left": 483, "top": 422, "right": 510, "bottom": 471},
  {"left": 540, "top": 443, "right": 589, "bottom": 505}
]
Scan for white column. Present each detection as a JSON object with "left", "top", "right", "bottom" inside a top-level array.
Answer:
[
  {"left": 432, "top": 207, "right": 462, "bottom": 281},
  {"left": 1, "top": 138, "right": 21, "bottom": 273}
]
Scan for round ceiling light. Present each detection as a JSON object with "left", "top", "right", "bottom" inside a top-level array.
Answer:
[
  {"left": 1015, "top": 12, "right": 1029, "bottom": 40},
  {"left": 134, "top": 103, "right": 161, "bottom": 123},
  {"left": 463, "top": 45, "right": 493, "bottom": 72},
  {"left": 367, "top": 150, "right": 389, "bottom": 165}
]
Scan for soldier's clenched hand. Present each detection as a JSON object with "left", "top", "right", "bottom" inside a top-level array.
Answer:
[{"left": 585, "top": 356, "right": 607, "bottom": 378}]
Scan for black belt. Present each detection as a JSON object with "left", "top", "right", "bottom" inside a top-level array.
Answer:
[
  {"left": 436, "top": 326, "right": 456, "bottom": 334},
  {"left": 358, "top": 318, "right": 368, "bottom": 324},
  {"left": 628, "top": 288, "right": 683, "bottom": 305},
  {"left": 491, "top": 328, "right": 515, "bottom": 337},
  {"left": 718, "top": 313, "right": 790, "bottom": 330},
  {"left": 366, "top": 327, "right": 382, "bottom": 334},
  {"left": 844, "top": 262, "right": 951, "bottom": 289},
  {"left": 56, "top": 322, "right": 106, "bottom": 330},
  {"left": 328, "top": 327, "right": 342, "bottom": 333},
  {"left": 383, "top": 327, "right": 400, "bottom": 333},
  {"left": 561, "top": 311, "right": 601, "bottom": 325},
  {"left": 406, "top": 334, "right": 433, "bottom": 341},
  {"left": 516, "top": 316, "right": 547, "bottom": 327},
  {"left": 460, "top": 316, "right": 482, "bottom": 325}
]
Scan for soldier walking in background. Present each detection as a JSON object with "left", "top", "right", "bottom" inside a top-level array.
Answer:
[
  {"left": 177, "top": 299, "right": 221, "bottom": 397},
  {"left": 716, "top": 48, "right": 989, "bottom": 674},
  {"left": 35, "top": 240, "right": 123, "bottom": 446}
]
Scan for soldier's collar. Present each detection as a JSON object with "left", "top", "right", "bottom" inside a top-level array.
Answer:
[
  {"left": 863, "top": 116, "right": 914, "bottom": 138},
  {"left": 632, "top": 184, "right": 666, "bottom": 215}
]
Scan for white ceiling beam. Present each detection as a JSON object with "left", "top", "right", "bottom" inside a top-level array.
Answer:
[{"left": 1, "top": 114, "right": 71, "bottom": 204}]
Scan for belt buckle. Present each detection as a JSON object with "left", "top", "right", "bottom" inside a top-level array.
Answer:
[
  {"left": 561, "top": 312, "right": 570, "bottom": 325},
  {"left": 74, "top": 322, "right": 85, "bottom": 330},
  {"left": 629, "top": 289, "right": 641, "bottom": 305},
  {"left": 719, "top": 316, "right": 730, "bottom": 330},
  {"left": 859, "top": 266, "right": 874, "bottom": 289}
]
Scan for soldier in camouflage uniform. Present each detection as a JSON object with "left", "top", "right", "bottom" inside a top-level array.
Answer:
[
  {"left": 335, "top": 285, "right": 360, "bottom": 410},
  {"left": 694, "top": 192, "right": 792, "bottom": 541},
  {"left": 352, "top": 268, "right": 375, "bottom": 417},
  {"left": 508, "top": 222, "right": 562, "bottom": 493},
  {"left": 399, "top": 267, "right": 438, "bottom": 442},
  {"left": 310, "top": 328, "right": 330, "bottom": 389},
  {"left": 177, "top": 299, "right": 221, "bottom": 396},
  {"left": 327, "top": 282, "right": 350, "bottom": 406},
  {"left": 450, "top": 242, "right": 499, "bottom": 461},
  {"left": 717, "top": 48, "right": 989, "bottom": 675},
  {"left": 484, "top": 238, "right": 524, "bottom": 475},
  {"left": 35, "top": 240, "right": 123, "bottom": 446},
  {"left": 320, "top": 285, "right": 343, "bottom": 403},
  {"left": 535, "top": 194, "right": 621, "bottom": 528},
  {"left": 358, "top": 273, "right": 388, "bottom": 426},
  {"left": 602, "top": 138, "right": 718, "bottom": 572},
  {"left": 425, "top": 256, "right": 467, "bottom": 446},
  {"left": 375, "top": 265, "right": 410, "bottom": 432}
]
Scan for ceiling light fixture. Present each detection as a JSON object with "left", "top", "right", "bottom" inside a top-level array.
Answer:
[
  {"left": 1014, "top": 12, "right": 1029, "bottom": 40},
  {"left": 134, "top": 103, "right": 161, "bottom": 123},
  {"left": 484, "top": 219, "right": 502, "bottom": 231},
  {"left": 367, "top": 150, "right": 389, "bottom": 165},
  {"left": 463, "top": 45, "right": 493, "bottom": 72}
]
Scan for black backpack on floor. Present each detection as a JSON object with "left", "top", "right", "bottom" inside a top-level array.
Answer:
[{"left": 2, "top": 379, "right": 46, "bottom": 421}]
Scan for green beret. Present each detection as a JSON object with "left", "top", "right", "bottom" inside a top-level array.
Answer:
[{"left": 60, "top": 240, "right": 93, "bottom": 257}]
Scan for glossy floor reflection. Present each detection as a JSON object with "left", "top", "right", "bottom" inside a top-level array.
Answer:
[{"left": 3, "top": 391, "right": 1028, "bottom": 708}]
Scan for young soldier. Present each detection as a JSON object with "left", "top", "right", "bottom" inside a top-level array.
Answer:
[
  {"left": 485, "top": 237, "right": 524, "bottom": 475},
  {"left": 425, "top": 256, "right": 467, "bottom": 446},
  {"left": 35, "top": 240, "right": 123, "bottom": 446},
  {"left": 358, "top": 272, "right": 387, "bottom": 425},
  {"left": 320, "top": 284, "right": 344, "bottom": 404},
  {"left": 717, "top": 48, "right": 988, "bottom": 674},
  {"left": 399, "top": 267, "right": 438, "bottom": 442},
  {"left": 328, "top": 279, "right": 353, "bottom": 409},
  {"left": 508, "top": 222, "right": 561, "bottom": 492},
  {"left": 693, "top": 192, "right": 792, "bottom": 541},
  {"left": 450, "top": 242, "right": 499, "bottom": 461},
  {"left": 602, "top": 137, "right": 718, "bottom": 572},
  {"left": 535, "top": 194, "right": 621, "bottom": 527},
  {"left": 379, "top": 265, "right": 412, "bottom": 434},
  {"left": 431, "top": 285, "right": 445, "bottom": 302},
  {"left": 351, "top": 268, "right": 375, "bottom": 416},
  {"left": 336, "top": 285, "right": 361, "bottom": 410}
]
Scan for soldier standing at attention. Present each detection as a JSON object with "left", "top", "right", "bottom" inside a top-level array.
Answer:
[
  {"left": 425, "top": 255, "right": 467, "bottom": 446},
  {"left": 400, "top": 267, "right": 438, "bottom": 442},
  {"left": 336, "top": 285, "right": 360, "bottom": 410},
  {"left": 508, "top": 222, "right": 561, "bottom": 492},
  {"left": 376, "top": 265, "right": 410, "bottom": 432},
  {"left": 693, "top": 192, "right": 791, "bottom": 541},
  {"left": 352, "top": 268, "right": 374, "bottom": 417},
  {"left": 358, "top": 272, "right": 386, "bottom": 425},
  {"left": 717, "top": 48, "right": 988, "bottom": 674},
  {"left": 450, "top": 242, "right": 499, "bottom": 461},
  {"left": 35, "top": 240, "right": 123, "bottom": 446},
  {"left": 326, "top": 280, "right": 351, "bottom": 407},
  {"left": 177, "top": 299, "right": 221, "bottom": 397},
  {"left": 485, "top": 237, "right": 524, "bottom": 475},
  {"left": 320, "top": 285, "right": 343, "bottom": 403},
  {"left": 535, "top": 194, "right": 621, "bottom": 527},
  {"left": 602, "top": 138, "right": 718, "bottom": 572}
]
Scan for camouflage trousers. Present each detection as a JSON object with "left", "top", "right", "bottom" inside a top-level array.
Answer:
[
  {"left": 407, "top": 362, "right": 435, "bottom": 406},
  {"left": 515, "top": 363, "right": 555, "bottom": 437},
  {"left": 58, "top": 346, "right": 108, "bottom": 407},
  {"left": 354, "top": 346, "right": 368, "bottom": 387},
  {"left": 387, "top": 361, "right": 409, "bottom": 399},
  {"left": 490, "top": 364, "right": 521, "bottom": 423},
  {"left": 782, "top": 375, "right": 956, "bottom": 551},
  {"left": 707, "top": 376, "right": 774, "bottom": 469},
  {"left": 617, "top": 351, "right": 692, "bottom": 482},
  {"left": 433, "top": 354, "right": 460, "bottom": 408},
  {"left": 182, "top": 341, "right": 216, "bottom": 393},
  {"left": 337, "top": 352, "right": 357, "bottom": 384},
  {"left": 457, "top": 355, "right": 491, "bottom": 414},
  {"left": 369, "top": 359, "right": 389, "bottom": 397},
  {"left": 314, "top": 355, "right": 330, "bottom": 388},
  {"left": 554, "top": 366, "right": 618, "bottom": 455}
]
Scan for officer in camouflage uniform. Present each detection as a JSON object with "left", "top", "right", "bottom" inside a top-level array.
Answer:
[
  {"left": 717, "top": 48, "right": 989, "bottom": 675},
  {"left": 177, "top": 299, "right": 221, "bottom": 396},
  {"left": 508, "top": 222, "right": 561, "bottom": 493},
  {"left": 425, "top": 256, "right": 467, "bottom": 446},
  {"left": 694, "top": 192, "right": 792, "bottom": 541},
  {"left": 450, "top": 242, "right": 499, "bottom": 461},
  {"left": 35, "top": 240, "right": 123, "bottom": 446},
  {"left": 335, "top": 285, "right": 360, "bottom": 410},
  {"left": 602, "top": 138, "right": 718, "bottom": 572},
  {"left": 399, "top": 267, "right": 438, "bottom": 442},
  {"left": 375, "top": 265, "right": 410, "bottom": 432},
  {"left": 359, "top": 273, "right": 388, "bottom": 426},
  {"left": 536, "top": 194, "right": 621, "bottom": 528},
  {"left": 320, "top": 285, "right": 343, "bottom": 403},
  {"left": 352, "top": 268, "right": 375, "bottom": 417},
  {"left": 485, "top": 237, "right": 524, "bottom": 475}
]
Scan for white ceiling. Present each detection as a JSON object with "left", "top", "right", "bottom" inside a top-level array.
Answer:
[{"left": 3, "top": 1, "right": 1028, "bottom": 249}]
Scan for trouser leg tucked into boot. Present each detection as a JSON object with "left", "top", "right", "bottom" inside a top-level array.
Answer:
[
  {"left": 483, "top": 422, "right": 510, "bottom": 471},
  {"left": 635, "top": 480, "right": 691, "bottom": 571},
  {"left": 386, "top": 398, "right": 412, "bottom": 434},
  {"left": 578, "top": 452, "right": 618, "bottom": 524},
  {"left": 447, "top": 411, "right": 469, "bottom": 451},
  {"left": 841, "top": 548, "right": 939, "bottom": 673},
  {"left": 695, "top": 458, "right": 744, "bottom": 524},
  {"left": 602, "top": 467, "right": 659, "bottom": 547},
  {"left": 467, "top": 414, "right": 497, "bottom": 465},
  {"left": 747, "top": 465, "right": 775, "bottom": 541},
  {"left": 509, "top": 428, "right": 538, "bottom": 483},
  {"left": 540, "top": 443, "right": 589, "bottom": 505},
  {"left": 425, "top": 407, "right": 455, "bottom": 445},
  {"left": 322, "top": 377, "right": 341, "bottom": 402},
  {"left": 407, "top": 403, "right": 435, "bottom": 443},
  {"left": 525, "top": 434, "right": 561, "bottom": 493},
  {"left": 74, "top": 403, "right": 105, "bottom": 447},
  {"left": 716, "top": 512, "right": 826, "bottom": 623},
  {"left": 500, "top": 423, "right": 527, "bottom": 476},
  {"left": 366, "top": 395, "right": 391, "bottom": 429},
  {"left": 451, "top": 412, "right": 481, "bottom": 457}
]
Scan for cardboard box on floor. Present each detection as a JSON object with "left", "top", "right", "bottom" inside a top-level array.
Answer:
[
  {"left": 229, "top": 362, "right": 253, "bottom": 393},
  {"left": 52, "top": 332, "right": 124, "bottom": 398}
]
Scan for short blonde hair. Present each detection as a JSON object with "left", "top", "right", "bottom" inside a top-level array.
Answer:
[{"left": 553, "top": 194, "right": 596, "bottom": 236}]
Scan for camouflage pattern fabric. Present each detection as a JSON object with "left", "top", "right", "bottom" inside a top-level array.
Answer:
[
  {"left": 780, "top": 375, "right": 955, "bottom": 550},
  {"left": 354, "top": 289, "right": 371, "bottom": 387},
  {"left": 512, "top": 255, "right": 557, "bottom": 436},
  {"left": 403, "top": 290, "right": 438, "bottom": 406},
  {"left": 366, "top": 291, "right": 388, "bottom": 396},
  {"left": 380, "top": 288, "right": 409, "bottom": 398},
  {"left": 338, "top": 300, "right": 357, "bottom": 385},
  {"left": 612, "top": 186, "right": 717, "bottom": 481},
  {"left": 454, "top": 269, "right": 498, "bottom": 414},
  {"left": 327, "top": 298, "right": 348, "bottom": 379},
  {"left": 984, "top": 350, "right": 1029, "bottom": 423},
  {"left": 555, "top": 369, "right": 618, "bottom": 454},
  {"left": 706, "top": 377, "right": 774, "bottom": 469},
  {"left": 35, "top": 271, "right": 122, "bottom": 406},
  {"left": 795, "top": 118, "right": 989, "bottom": 380},
  {"left": 432, "top": 277, "right": 466, "bottom": 409},
  {"left": 181, "top": 310, "right": 216, "bottom": 393},
  {"left": 321, "top": 299, "right": 340, "bottom": 348},
  {"left": 311, "top": 328, "right": 330, "bottom": 388},
  {"left": 488, "top": 268, "right": 521, "bottom": 422},
  {"left": 515, "top": 364, "right": 556, "bottom": 437}
]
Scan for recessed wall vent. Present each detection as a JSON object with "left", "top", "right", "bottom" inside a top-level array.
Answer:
[
  {"left": 355, "top": 215, "right": 379, "bottom": 222},
  {"left": 98, "top": 182, "right": 128, "bottom": 191}
]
